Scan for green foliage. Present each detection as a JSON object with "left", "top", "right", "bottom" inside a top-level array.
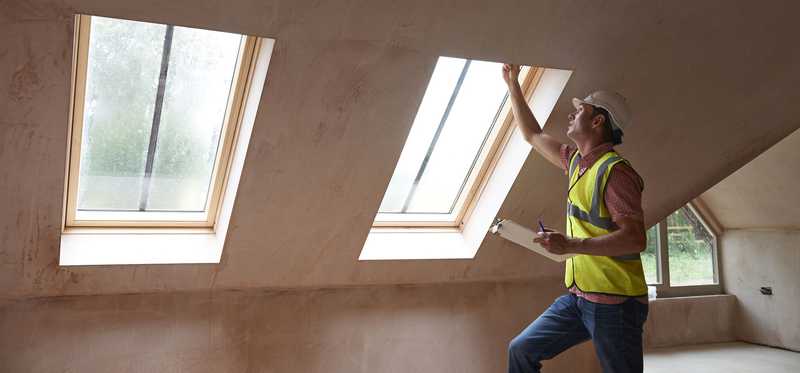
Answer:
[
  {"left": 81, "top": 17, "right": 163, "bottom": 177},
  {"left": 641, "top": 225, "right": 659, "bottom": 284},
  {"left": 641, "top": 207, "right": 715, "bottom": 286},
  {"left": 667, "top": 206, "right": 714, "bottom": 285},
  {"left": 77, "top": 17, "right": 241, "bottom": 211}
]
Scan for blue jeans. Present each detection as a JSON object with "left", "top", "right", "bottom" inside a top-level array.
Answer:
[{"left": 508, "top": 293, "right": 648, "bottom": 373}]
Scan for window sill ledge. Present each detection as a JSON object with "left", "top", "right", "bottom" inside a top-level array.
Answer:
[
  {"left": 59, "top": 230, "right": 224, "bottom": 265},
  {"left": 359, "top": 229, "right": 476, "bottom": 260},
  {"left": 650, "top": 293, "right": 730, "bottom": 303}
]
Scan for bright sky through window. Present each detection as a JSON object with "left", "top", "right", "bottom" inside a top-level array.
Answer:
[
  {"left": 377, "top": 57, "right": 512, "bottom": 223},
  {"left": 69, "top": 16, "right": 245, "bottom": 224}
]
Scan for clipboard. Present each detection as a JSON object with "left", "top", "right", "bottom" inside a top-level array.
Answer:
[{"left": 490, "top": 219, "right": 574, "bottom": 262}]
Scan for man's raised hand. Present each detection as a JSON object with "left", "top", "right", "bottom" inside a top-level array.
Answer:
[{"left": 502, "top": 64, "right": 521, "bottom": 86}]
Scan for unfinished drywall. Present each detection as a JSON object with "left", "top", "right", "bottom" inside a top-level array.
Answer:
[
  {"left": 701, "top": 138, "right": 800, "bottom": 352},
  {"left": 2, "top": 0, "right": 800, "bottom": 300},
  {"left": 0, "top": 280, "right": 606, "bottom": 373},
  {"left": 720, "top": 230, "right": 800, "bottom": 352},
  {"left": 0, "top": 279, "right": 727, "bottom": 372},
  {"left": 701, "top": 129, "right": 800, "bottom": 230},
  {"left": 643, "top": 295, "right": 735, "bottom": 349}
]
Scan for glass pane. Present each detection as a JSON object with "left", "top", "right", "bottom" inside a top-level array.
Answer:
[
  {"left": 75, "top": 16, "right": 243, "bottom": 217},
  {"left": 77, "top": 17, "right": 164, "bottom": 210},
  {"left": 146, "top": 27, "right": 242, "bottom": 211},
  {"left": 378, "top": 57, "right": 508, "bottom": 215},
  {"left": 379, "top": 57, "right": 466, "bottom": 213},
  {"left": 641, "top": 225, "right": 659, "bottom": 284},
  {"left": 667, "top": 206, "right": 716, "bottom": 286}
]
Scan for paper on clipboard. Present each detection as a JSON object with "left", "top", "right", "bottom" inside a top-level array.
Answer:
[{"left": 490, "top": 219, "right": 574, "bottom": 262}]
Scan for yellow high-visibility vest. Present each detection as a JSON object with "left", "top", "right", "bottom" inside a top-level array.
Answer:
[{"left": 564, "top": 150, "right": 648, "bottom": 297}]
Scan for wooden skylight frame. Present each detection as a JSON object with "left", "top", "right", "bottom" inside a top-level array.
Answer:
[{"left": 63, "top": 14, "right": 260, "bottom": 229}]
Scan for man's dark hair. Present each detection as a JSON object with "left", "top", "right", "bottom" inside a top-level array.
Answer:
[{"left": 591, "top": 105, "right": 623, "bottom": 145}]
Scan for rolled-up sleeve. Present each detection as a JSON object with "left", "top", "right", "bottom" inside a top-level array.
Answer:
[
  {"left": 605, "top": 164, "right": 644, "bottom": 222},
  {"left": 560, "top": 144, "right": 576, "bottom": 174}
]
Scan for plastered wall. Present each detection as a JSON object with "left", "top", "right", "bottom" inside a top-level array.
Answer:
[
  {"left": 0, "top": 279, "right": 744, "bottom": 372},
  {"left": 3, "top": 0, "right": 800, "bottom": 300},
  {"left": 2, "top": 0, "right": 798, "bottom": 369},
  {"left": 721, "top": 230, "right": 800, "bottom": 352},
  {"left": 0, "top": 280, "right": 603, "bottom": 373},
  {"left": 643, "top": 295, "right": 735, "bottom": 349},
  {"left": 701, "top": 129, "right": 800, "bottom": 230}
]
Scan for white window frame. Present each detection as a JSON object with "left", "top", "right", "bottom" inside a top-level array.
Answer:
[
  {"left": 64, "top": 14, "right": 258, "bottom": 229},
  {"left": 648, "top": 200, "right": 722, "bottom": 297}
]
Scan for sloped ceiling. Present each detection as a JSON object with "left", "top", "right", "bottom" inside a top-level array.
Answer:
[
  {"left": 700, "top": 129, "right": 800, "bottom": 230},
  {"left": 1, "top": 0, "right": 799, "bottom": 299}
]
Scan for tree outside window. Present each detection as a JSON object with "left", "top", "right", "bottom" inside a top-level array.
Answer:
[{"left": 642, "top": 204, "right": 718, "bottom": 291}]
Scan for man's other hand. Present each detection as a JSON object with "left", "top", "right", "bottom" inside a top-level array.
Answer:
[{"left": 534, "top": 230, "right": 579, "bottom": 255}]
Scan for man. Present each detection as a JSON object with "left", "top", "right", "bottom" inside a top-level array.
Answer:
[{"left": 502, "top": 64, "right": 649, "bottom": 373}]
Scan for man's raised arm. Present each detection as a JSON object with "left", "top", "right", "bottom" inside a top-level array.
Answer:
[{"left": 502, "top": 64, "right": 565, "bottom": 170}]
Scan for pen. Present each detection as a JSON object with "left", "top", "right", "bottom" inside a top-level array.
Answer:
[{"left": 538, "top": 219, "right": 545, "bottom": 233}]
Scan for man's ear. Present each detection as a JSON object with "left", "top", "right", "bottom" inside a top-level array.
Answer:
[{"left": 591, "top": 112, "right": 606, "bottom": 130}]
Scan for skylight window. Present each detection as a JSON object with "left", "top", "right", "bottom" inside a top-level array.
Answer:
[
  {"left": 65, "top": 15, "right": 257, "bottom": 228},
  {"left": 375, "top": 57, "right": 537, "bottom": 227},
  {"left": 361, "top": 62, "right": 572, "bottom": 260}
]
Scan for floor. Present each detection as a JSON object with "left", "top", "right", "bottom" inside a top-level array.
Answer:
[{"left": 645, "top": 342, "right": 800, "bottom": 373}]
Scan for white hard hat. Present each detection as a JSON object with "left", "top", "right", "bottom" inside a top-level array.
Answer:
[{"left": 572, "top": 91, "right": 631, "bottom": 133}]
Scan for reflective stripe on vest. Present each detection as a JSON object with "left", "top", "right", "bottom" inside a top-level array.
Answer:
[{"left": 564, "top": 150, "right": 648, "bottom": 297}]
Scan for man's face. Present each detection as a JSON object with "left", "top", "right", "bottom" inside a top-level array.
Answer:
[{"left": 566, "top": 103, "right": 597, "bottom": 141}]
